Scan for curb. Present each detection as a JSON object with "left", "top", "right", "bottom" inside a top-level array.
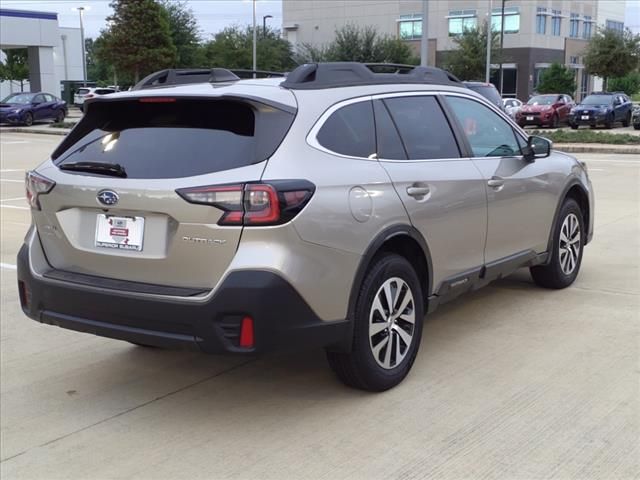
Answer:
[
  {"left": 1, "top": 127, "right": 70, "bottom": 136},
  {"left": 554, "top": 143, "right": 640, "bottom": 155}
]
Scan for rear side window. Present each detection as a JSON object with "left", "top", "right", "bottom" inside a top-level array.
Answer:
[
  {"left": 95, "top": 89, "right": 115, "bottom": 95},
  {"left": 383, "top": 96, "right": 460, "bottom": 160},
  {"left": 77, "top": 88, "right": 91, "bottom": 95},
  {"left": 316, "top": 101, "right": 375, "bottom": 158},
  {"left": 53, "top": 99, "right": 295, "bottom": 179},
  {"left": 373, "top": 100, "right": 406, "bottom": 160}
]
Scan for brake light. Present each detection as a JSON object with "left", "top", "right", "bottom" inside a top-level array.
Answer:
[
  {"left": 176, "top": 181, "right": 314, "bottom": 226},
  {"left": 25, "top": 171, "right": 55, "bottom": 210}
]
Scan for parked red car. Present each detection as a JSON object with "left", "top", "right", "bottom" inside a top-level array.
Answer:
[{"left": 517, "top": 94, "right": 574, "bottom": 128}]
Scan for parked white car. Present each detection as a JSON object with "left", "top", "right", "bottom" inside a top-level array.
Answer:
[
  {"left": 503, "top": 98, "right": 523, "bottom": 119},
  {"left": 73, "top": 87, "right": 117, "bottom": 110}
]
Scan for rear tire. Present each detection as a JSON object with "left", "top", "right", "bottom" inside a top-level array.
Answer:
[
  {"left": 530, "top": 198, "right": 584, "bottom": 289},
  {"left": 326, "top": 253, "right": 424, "bottom": 391}
]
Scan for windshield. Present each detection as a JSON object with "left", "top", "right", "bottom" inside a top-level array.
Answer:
[
  {"left": 1, "top": 93, "right": 35, "bottom": 104},
  {"left": 581, "top": 95, "right": 612, "bottom": 105},
  {"left": 527, "top": 95, "right": 556, "bottom": 106}
]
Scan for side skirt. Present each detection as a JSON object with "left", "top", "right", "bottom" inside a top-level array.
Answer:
[{"left": 427, "top": 250, "right": 548, "bottom": 314}]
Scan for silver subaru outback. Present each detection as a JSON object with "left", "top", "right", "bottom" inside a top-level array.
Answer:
[{"left": 17, "top": 63, "right": 594, "bottom": 391}]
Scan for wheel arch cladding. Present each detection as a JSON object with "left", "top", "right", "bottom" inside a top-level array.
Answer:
[
  {"left": 348, "top": 225, "right": 432, "bottom": 321},
  {"left": 565, "top": 184, "right": 590, "bottom": 244}
]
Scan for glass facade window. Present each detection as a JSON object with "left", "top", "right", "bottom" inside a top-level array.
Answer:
[
  {"left": 570, "top": 13, "right": 580, "bottom": 37},
  {"left": 536, "top": 7, "right": 547, "bottom": 34},
  {"left": 606, "top": 20, "right": 624, "bottom": 33},
  {"left": 551, "top": 10, "right": 562, "bottom": 36},
  {"left": 491, "top": 7, "right": 520, "bottom": 33},
  {"left": 448, "top": 10, "right": 477, "bottom": 36},
  {"left": 569, "top": 56, "right": 579, "bottom": 65},
  {"left": 399, "top": 14, "right": 422, "bottom": 40},
  {"left": 580, "top": 71, "right": 589, "bottom": 100},
  {"left": 583, "top": 16, "right": 593, "bottom": 38}
]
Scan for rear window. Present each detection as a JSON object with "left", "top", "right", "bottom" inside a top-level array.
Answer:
[
  {"left": 77, "top": 89, "right": 91, "bottom": 95},
  {"left": 94, "top": 89, "right": 115, "bottom": 95},
  {"left": 466, "top": 84, "right": 502, "bottom": 108},
  {"left": 53, "top": 99, "right": 294, "bottom": 179}
]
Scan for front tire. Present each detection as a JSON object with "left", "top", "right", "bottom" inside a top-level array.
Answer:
[
  {"left": 55, "top": 110, "right": 65, "bottom": 123},
  {"left": 326, "top": 253, "right": 424, "bottom": 391},
  {"left": 550, "top": 114, "right": 559, "bottom": 128},
  {"left": 23, "top": 112, "right": 33, "bottom": 126},
  {"left": 622, "top": 112, "right": 631, "bottom": 127},
  {"left": 605, "top": 114, "right": 614, "bottom": 129},
  {"left": 530, "top": 198, "right": 584, "bottom": 289}
]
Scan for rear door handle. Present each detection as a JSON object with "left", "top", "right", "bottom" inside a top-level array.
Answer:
[
  {"left": 487, "top": 177, "right": 504, "bottom": 188},
  {"left": 406, "top": 186, "right": 430, "bottom": 197}
]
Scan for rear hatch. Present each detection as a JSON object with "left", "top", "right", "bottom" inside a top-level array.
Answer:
[
  {"left": 33, "top": 94, "right": 295, "bottom": 290},
  {"left": 74, "top": 88, "right": 91, "bottom": 104}
]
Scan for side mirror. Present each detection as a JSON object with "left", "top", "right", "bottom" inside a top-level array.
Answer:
[{"left": 523, "top": 135, "right": 552, "bottom": 161}]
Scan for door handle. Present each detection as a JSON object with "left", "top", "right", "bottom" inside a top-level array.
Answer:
[
  {"left": 406, "top": 186, "right": 430, "bottom": 197},
  {"left": 487, "top": 177, "right": 505, "bottom": 188}
]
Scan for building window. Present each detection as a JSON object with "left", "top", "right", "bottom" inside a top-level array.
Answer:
[
  {"left": 570, "top": 13, "right": 580, "bottom": 37},
  {"left": 551, "top": 10, "right": 562, "bottom": 36},
  {"left": 536, "top": 7, "right": 547, "bottom": 34},
  {"left": 569, "top": 56, "right": 579, "bottom": 65},
  {"left": 492, "top": 7, "right": 520, "bottom": 33},
  {"left": 399, "top": 14, "right": 422, "bottom": 40},
  {"left": 606, "top": 20, "right": 624, "bottom": 33},
  {"left": 583, "top": 16, "right": 593, "bottom": 38},
  {"left": 580, "top": 71, "right": 589, "bottom": 99},
  {"left": 447, "top": 10, "right": 477, "bottom": 36}
]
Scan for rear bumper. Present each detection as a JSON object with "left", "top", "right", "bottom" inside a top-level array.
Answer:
[{"left": 17, "top": 245, "right": 350, "bottom": 354}]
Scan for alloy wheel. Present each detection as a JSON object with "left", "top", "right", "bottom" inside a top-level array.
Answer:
[
  {"left": 369, "top": 277, "right": 415, "bottom": 369},
  {"left": 559, "top": 213, "right": 581, "bottom": 275}
]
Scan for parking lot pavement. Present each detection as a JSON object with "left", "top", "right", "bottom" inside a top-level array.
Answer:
[{"left": 1, "top": 133, "right": 638, "bottom": 479}]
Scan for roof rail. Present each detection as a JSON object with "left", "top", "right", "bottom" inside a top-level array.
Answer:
[
  {"left": 281, "top": 62, "right": 461, "bottom": 90},
  {"left": 230, "top": 69, "right": 286, "bottom": 79},
  {"left": 132, "top": 68, "right": 240, "bottom": 90}
]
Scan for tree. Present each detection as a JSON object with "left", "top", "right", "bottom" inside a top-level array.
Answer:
[
  {"left": 442, "top": 21, "right": 501, "bottom": 81},
  {"left": 203, "top": 26, "right": 295, "bottom": 72},
  {"left": 536, "top": 62, "right": 576, "bottom": 96},
  {"left": 608, "top": 71, "right": 640, "bottom": 96},
  {"left": 295, "top": 24, "right": 418, "bottom": 64},
  {"left": 584, "top": 28, "right": 640, "bottom": 89},
  {"left": 0, "top": 49, "right": 29, "bottom": 92},
  {"left": 99, "top": 0, "right": 176, "bottom": 83},
  {"left": 159, "top": 0, "right": 204, "bottom": 68},
  {"left": 86, "top": 37, "right": 115, "bottom": 85}
]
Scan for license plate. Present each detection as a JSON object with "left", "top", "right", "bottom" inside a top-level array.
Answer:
[
  {"left": 581, "top": 115, "right": 589, "bottom": 120},
  {"left": 526, "top": 116, "right": 534, "bottom": 121},
  {"left": 95, "top": 214, "right": 145, "bottom": 251}
]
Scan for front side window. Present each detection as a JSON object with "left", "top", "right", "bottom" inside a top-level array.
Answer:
[
  {"left": 382, "top": 96, "right": 460, "bottom": 160},
  {"left": 445, "top": 96, "right": 521, "bottom": 158},
  {"left": 317, "top": 101, "right": 375, "bottom": 158},
  {"left": 448, "top": 10, "right": 477, "bottom": 36}
]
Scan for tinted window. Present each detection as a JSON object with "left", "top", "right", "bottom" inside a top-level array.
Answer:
[
  {"left": 373, "top": 100, "right": 406, "bottom": 160},
  {"left": 95, "top": 89, "right": 115, "bottom": 95},
  {"left": 383, "top": 96, "right": 460, "bottom": 160},
  {"left": 317, "top": 101, "right": 375, "bottom": 158},
  {"left": 582, "top": 95, "right": 613, "bottom": 105},
  {"left": 54, "top": 99, "right": 294, "bottom": 179},
  {"left": 33, "top": 94, "right": 45, "bottom": 103},
  {"left": 465, "top": 83, "right": 502, "bottom": 108},
  {"left": 44, "top": 94, "right": 56, "bottom": 102},
  {"left": 77, "top": 88, "right": 91, "bottom": 95},
  {"left": 446, "top": 96, "right": 521, "bottom": 157}
]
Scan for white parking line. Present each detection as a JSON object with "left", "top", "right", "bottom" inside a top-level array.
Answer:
[
  {"left": 0, "top": 263, "right": 17, "bottom": 270},
  {"left": 0, "top": 141, "right": 29, "bottom": 145},
  {"left": 0, "top": 179, "right": 23, "bottom": 183},
  {"left": 0, "top": 204, "right": 29, "bottom": 210},
  {"left": 0, "top": 169, "right": 25, "bottom": 173},
  {"left": 1, "top": 197, "right": 26, "bottom": 202}
]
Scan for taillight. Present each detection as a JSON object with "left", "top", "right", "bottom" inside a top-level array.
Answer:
[
  {"left": 176, "top": 180, "right": 314, "bottom": 226},
  {"left": 25, "top": 171, "right": 55, "bottom": 210},
  {"left": 85, "top": 94, "right": 94, "bottom": 98}
]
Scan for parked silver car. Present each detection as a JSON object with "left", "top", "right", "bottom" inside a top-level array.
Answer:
[{"left": 18, "top": 63, "right": 594, "bottom": 391}]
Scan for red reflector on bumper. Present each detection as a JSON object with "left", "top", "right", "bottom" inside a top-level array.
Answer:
[{"left": 239, "top": 316, "right": 254, "bottom": 348}]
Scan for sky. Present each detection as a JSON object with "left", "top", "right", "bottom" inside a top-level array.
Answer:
[
  {"left": 0, "top": 0, "right": 283, "bottom": 39},
  {"left": 1, "top": 0, "right": 639, "bottom": 39}
]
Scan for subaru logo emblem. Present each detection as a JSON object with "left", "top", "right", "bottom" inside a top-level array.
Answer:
[{"left": 97, "top": 190, "right": 119, "bottom": 206}]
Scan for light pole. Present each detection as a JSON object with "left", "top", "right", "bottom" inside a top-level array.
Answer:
[
  {"left": 485, "top": 0, "right": 492, "bottom": 83},
  {"left": 252, "top": 0, "right": 257, "bottom": 76},
  {"left": 420, "top": 0, "right": 429, "bottom": 67},
  {"left": 73, "top": 6, "right": 88, "bottom": 87},
  {"left": 498, "top": 0, "right": 506, "bottom": 94},
  {"left": 263, "top": 15, "right": 273, "bottom": 39}
]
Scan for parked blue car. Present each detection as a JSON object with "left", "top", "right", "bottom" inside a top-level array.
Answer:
[
  {"left": 568, "top": 92, "right": 632, "bottom": 129},
  {"left": 0, "top": 92, "right": 67, "bottom": 126}
]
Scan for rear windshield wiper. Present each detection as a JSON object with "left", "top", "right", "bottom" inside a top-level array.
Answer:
[{"left": 59, "top": 161, "right": 127, "bottom": 178}]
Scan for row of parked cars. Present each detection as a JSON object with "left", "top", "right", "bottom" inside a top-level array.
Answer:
[{"left": 501, "top": 91, "right": 637, "bottom": 130}]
